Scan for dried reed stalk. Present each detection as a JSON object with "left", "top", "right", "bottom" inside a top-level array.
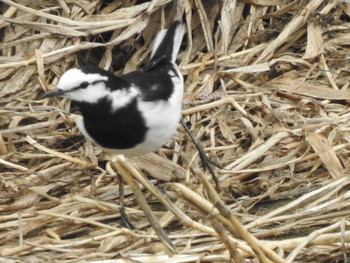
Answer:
[{"left": 1, "top": 0, "right": 350, "bottom": 262}]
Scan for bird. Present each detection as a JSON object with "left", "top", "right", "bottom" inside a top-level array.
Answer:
[{"left": 43, "top": 21, "right": 185, "bottom": 157}]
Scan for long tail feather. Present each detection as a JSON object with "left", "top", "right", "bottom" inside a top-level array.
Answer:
[{"left": 150, "top": 21, "right": 185, "bottom": 63}]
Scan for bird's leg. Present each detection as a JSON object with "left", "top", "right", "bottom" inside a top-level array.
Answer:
[
  {"left": 117, "top": 173, "right": 135, "bottom": 229},
  {"left": 110, "top": 154, "right": 135, "bottom": 229},
  {"left": 111, "top": 157, "right": 176, "bottom": 255},
  {"left": 180, "top": 117, "right": 222, "bottom": 189}
]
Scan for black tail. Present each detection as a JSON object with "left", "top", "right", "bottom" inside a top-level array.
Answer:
[{"left": 149, "top": 21, "right": 185, "bottom": 63}]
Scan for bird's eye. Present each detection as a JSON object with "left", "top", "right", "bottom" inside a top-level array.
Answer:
[{"left": 80, "top": 81, "right": 89, "bottom": 89}]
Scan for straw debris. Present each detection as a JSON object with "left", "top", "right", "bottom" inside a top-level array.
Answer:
[{"left": 1, "top": 0, "right": 350, "bottom": 262}]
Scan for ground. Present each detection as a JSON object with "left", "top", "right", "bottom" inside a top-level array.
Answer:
[{"left": 1, "top": 0, "right": 350, "bottom": 262}]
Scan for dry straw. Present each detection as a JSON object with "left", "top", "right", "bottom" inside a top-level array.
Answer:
[{"left": 1, "top": 0, "right": 350, "bottom": 262}]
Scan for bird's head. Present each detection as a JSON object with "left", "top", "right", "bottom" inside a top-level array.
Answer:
[{"left": 42, "top": 67, "right": 111, "bottom": 103}]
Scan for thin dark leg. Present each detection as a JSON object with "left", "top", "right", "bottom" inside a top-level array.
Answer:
[
  {"left": 118, "top": 174, "right": 135, "bottom": 229},
  {"left": 180, "top": 117, "right": 221, "bottom": 189}
]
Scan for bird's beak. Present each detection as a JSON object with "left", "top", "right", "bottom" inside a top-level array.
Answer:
[{"left": 42, "top": 88, "right": 65, "bottom": 99}]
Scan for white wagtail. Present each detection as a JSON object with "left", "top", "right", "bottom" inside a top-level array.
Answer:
[{"left": 43, "top": 21, "right": 185, "bottom": 157}]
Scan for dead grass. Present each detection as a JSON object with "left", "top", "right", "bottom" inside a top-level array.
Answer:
[{"left": 1, "top": 0, "right": 350, "bottom": 262}]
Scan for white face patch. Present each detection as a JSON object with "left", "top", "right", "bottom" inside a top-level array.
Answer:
[
  {"left": 57, "top": 68, "right": 108, "bottom": 91},
  {"left": 108, "top": 86, "right": 139, "bottom": 112},
  {"left": 57, "top": 68, "right": 109, "bottom": 103},
  {"left": 68, "top": 82, "right": 109, "bottom": 103}
]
